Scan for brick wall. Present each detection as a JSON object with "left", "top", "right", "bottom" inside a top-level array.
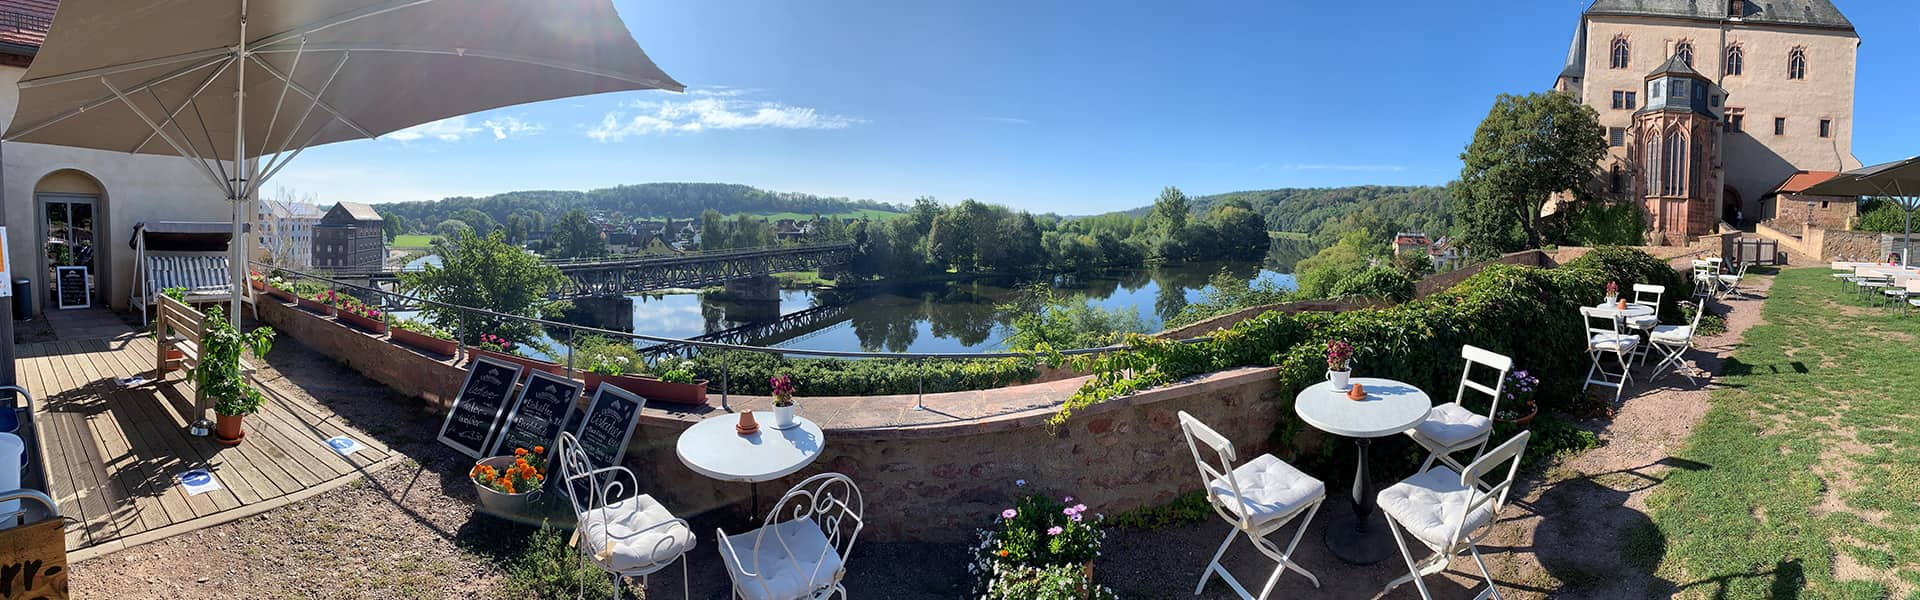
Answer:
[{"left": 255, "top": 297, "right": 465, "bottom": 409}]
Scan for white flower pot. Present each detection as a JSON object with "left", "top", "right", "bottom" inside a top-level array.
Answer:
[
  {"left": 1327, "top": 369, "right": 1351, "bottom": 391},
  {"left": 772, "top": 404, "right": 798, "bottom": 429}
]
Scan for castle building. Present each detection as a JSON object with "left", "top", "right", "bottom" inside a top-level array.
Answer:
[{"left": 1554, "top": 0, "right": 1860, "bottom": 244}]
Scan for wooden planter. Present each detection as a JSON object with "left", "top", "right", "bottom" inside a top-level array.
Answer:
[
  {"left": 391, "top": 328, "right": 458, "bottom": 357},
  {"left": 296, "top": 297, "right": 334, "bottom": 316},
  {"left": 336, "top": 310, "right": 387, "bottom": 335},
  {"left": 469, "top": 347, "right": 566, "bottom": 376},
  {"left": 606, "top": 375, "right": 709, "bottom": 406},
  {"left": 267, "top": 286, "right": 296, "bottom": 302}
]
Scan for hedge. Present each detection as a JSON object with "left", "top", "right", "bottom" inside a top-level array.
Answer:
[{"left": 681, "top": 350, "right": 1039, "bottom": 397}]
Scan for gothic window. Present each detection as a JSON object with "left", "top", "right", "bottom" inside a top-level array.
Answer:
[
  {"left": 1725, "top": 45, "right": 1744, "bottom": 76},
  {"left": 1611, "top": 165, "right": 1624, "bottom": 194},
  {"left": 1788, "top": 47, "right": 1807, "bottom": 80},
  {"left": 1661, "top": 129, "right": 1687, "bottom": 196},
  {"left": 1675, "top": 41, "right": 1694, "bottom": 66},
  {"left": 1611, "top": 37, "right": 1631, "bottom": 69},
  {"left": 1647, "top": 134, "right": 1662, "bottom": 194}
]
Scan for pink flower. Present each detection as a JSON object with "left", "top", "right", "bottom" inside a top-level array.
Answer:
[
  {"left": 1063, "top": 496, "right": 1074, "bottom": 503},
  {"left": 1046, "top": 526, "right": 1063, "bottom": 536},
  {"left": 1063, "top": 507, "right": 1078, "bottom": 517},
  {"left": 1073, "top": 503, "right": 1086, "bottom": 513},
  {"left": 1001, "top": 509, "right": 1016, "bottom": 519}
]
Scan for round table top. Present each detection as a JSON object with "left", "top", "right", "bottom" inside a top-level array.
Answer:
[
  {"left": 1294, "top": 377, "right": 1433, "bottom": 438},
  {"left": 676, "top": 411, "right": 825, "bottom": 483},
  {"left": 1594, "top": 302, "right": 1655, "bottom": 318}
]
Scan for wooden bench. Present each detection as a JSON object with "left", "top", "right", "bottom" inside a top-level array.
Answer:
[{"left": 154, "top": 296, "right": 256, "bottom": 408}]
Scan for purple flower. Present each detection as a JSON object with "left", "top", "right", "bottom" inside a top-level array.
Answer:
[
  {"left": 1015, "top": 479, "right": 1027, "bottom": 487},
  {"left": 1064, "top": 496, "right": 1074, "bottom": 503},
  {"left": 1063, "top": 507, "right": 1078, "bottom": 516},
  {"left": 1073, "top": 503, "right": 1086, "bottom": 512},
  {"left": 1046, "top": 526, "right": 1064, "bottom": 536},
  {"left": 1070, "top": 513, "right": 1083, "bottom": 522},
  {"left": 1001, "top": 509, "right": 1016, "bottom": 519}
]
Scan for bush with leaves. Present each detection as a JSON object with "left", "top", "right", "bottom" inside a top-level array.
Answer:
[
  {"left": 194, "top": 305, "right": 275, "bottom": 417},
  {"left": 400, "top": 229, "right": 567, "bottom": 345},
  {"left": 1328, "top": 265, "right": 1416, "bottom": 303},
  {"left": 970, "top": 482, "right": 1115, "bottom": 599},
  {"left": 682, "top": 350, "right": 1038, "bottom": 397},
  {"left": 998, "top": 286, "right": 1148, "bottom": 353}
]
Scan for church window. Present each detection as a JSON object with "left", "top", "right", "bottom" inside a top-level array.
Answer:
[
  {"left": 1788, "top": 47, "right": 1807, "bottom": 80},
  {"left": 1609, "top": 127, "right": 1626, "bottom": 147},
  {"left": 1611, "top": 165, "right": 1624, "bottom": 194},
  {"left": 1611, "top": 37, "right": 1631, "bottom": 69},
  {"left": 1661, "top": 130, "right": 1687, "bottom": 196},
  {"left": 1725, "top": 45, "right": 1744, "bottom": 76},
  {"left": 1674, "top": 41, "right": 1694, "bottom": 67}
]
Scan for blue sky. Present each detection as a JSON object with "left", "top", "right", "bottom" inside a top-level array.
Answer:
[{"left": 271, "top": 0, "right": 1920, "bottom": 215}]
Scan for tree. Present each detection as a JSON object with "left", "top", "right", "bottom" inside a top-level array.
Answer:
[
  {"left": 502, "top": 214, "right": 529, "bottom": 245},
  {"left": 435, "top": 219, "right": 472, "bottom": 239},
  {"left": 452, "top": 208, "right": 498, "bottom": 238},
  {"left": 378, "top": 210, "right": 406, "bottom": 242},
  {"left": 549, "top": 208, "right": 606, "bottom": 259},
  {"left": 1452, "top": 92, "right": 1608, "bottom": 252},
  {"left": 400, "top": 230, "right": 566, "bottom": 344},
  {"left": 1148, "top": 186, "right": 1191, "bottom": 236},
  {"left": 699, "top": 209, "right": 726, "bottom": 250}
]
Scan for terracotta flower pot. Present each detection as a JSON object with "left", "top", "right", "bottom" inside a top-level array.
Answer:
[
  {"left": 469, "top": 347, "right": 566, "bottom": 376},
  {"left": 391, "top": 328, "right": 458, "bottom": 356},
  {"left": 267, "top": 286, "right": 296, "bottom": 302},
  {"left": 214, "top": 414, "right": 246, "bottom": 446},
  {"left": 296, "top": 296, "right": 335, "bottom": 316},
  {"left": 1498, "top": 403, "right": 1539, "bottom": 427},
  {"left": 336, "top": 310, "right": 387, "bottom": 334},
  {"left": 249, "top": 279, "right": 266, "bottom": 292},
  {"left": 608, "top": 374, "right": 709, "bottom": 406}
]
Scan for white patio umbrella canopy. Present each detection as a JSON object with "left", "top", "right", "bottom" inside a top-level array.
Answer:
[
  {"left": 3, "top": 0, "right": 684, "bottom": 324},
  {"left": 1802, "top": 156, "right": 1920, "bottom": 264}
]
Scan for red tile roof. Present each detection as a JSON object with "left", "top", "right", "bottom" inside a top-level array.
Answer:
[
  {"left": 1773, "top": 171, "right": 1843, "bottom": 195},
  {"left": 0, "top": 0, "right": 57, "bottom": 52}
]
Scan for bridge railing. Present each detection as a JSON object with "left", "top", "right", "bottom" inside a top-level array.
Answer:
[{"left": 254, "top": 262, "right": 1206, "bottom": 411}]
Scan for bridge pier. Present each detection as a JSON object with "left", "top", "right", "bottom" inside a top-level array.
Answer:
[
  {"left": 553, "top": 295, "right": 635, "bottom": 334},
  {"left": 720, "top": 275, "right": 780, "bottom": 303}
]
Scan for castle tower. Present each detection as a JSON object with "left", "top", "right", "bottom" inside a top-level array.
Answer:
[{"left": 1631, "top": 56, "right": 1724, "bottom": 245}]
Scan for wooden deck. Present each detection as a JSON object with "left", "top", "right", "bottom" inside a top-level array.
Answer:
[{"left": 16, "top": 331, "right": 401, "bottom": 559}]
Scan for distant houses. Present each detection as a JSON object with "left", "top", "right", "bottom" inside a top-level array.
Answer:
[
  {"left": 313, "top": 202, "right": 386, "bottom": 270},
  {"left": 1391, "top": 231, "right": 1462, "bottom": 271}
]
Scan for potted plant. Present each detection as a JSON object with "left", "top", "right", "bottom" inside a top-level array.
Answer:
[
  {"left": 390, "top": 318, "right": 459, "bottom": 356},
  {"left": 297, "top": 288, "right": 338, "bottom": 316},
  {"left": 635, "top": 359, "right": 708, "bottom": 406},
  {"left": 247, "top": 270, "right": 266, "bottom": 292},
  {"left": 970, "top": 482, "right": 1115, "bottom": 599},
  {"left": 192, "top": 305, "right": 275, "bottom": 446},
  {"left": 1494, "top": 369, "right": 1541, "bottom": 426},
  {"left": 470, "top": 445, "right": 546, "bottom": 516},
  {"left": 581, "top": 353, "right": 638, "bottom": 391},
  {"left": 1604, "top": 281, "right": 1620, "bottom": 304},
  {"left": 333, "top": 296, "right": 387, "bottom": 334},
  {"left": 770, "top": 374, "right": 798, "bottom": 429},
  {"left": 1326, "top": 339, "right": 1353, "bottom": 391},
  {"left": 266, "top": 276, "right": 297, "bottom": 302},
  {"left": 468, "top": 334, "right": 564, "bottom": 375}
]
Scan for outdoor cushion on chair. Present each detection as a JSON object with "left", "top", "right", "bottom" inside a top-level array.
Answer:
[
  {"left": 1650, "top": 325, "right": 1693, "bottom": 344},
  {"left": 719, "top": 517, "right": 845, "bottom": 600},
  {"left": 1207, "top": 454, "right": 1325, "bottom": 528},
  {"left": 1588, "top": 333, "right": 1639, "bottom": 352},
  {"left": 577, "top": 494, "right": 697, "bottom": 572},
  {"left": 1376, "top": 467, "right": 1495, "bottom": 549},
  {"left": 1409, "top": 403, "right": 1492, "bottom": 448},
  {"left": 1626, "top": 314, "right": 1658, "bottom": 330}
]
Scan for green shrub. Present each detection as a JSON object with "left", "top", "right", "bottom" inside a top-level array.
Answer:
[
  {"left": 501, "top": 523, "right": 618, "bottom": 600},
  {"left": 1561, "top": 246, "right": 1694, "bottom": 323},
  {"left": 1328, "top": 265, "right": 1415, "bottom": 303},
  {"left": 1107, "top": 491, "right": 1211, "bottom": 531},
  {"left": 1166, "top": 269, "right": 1295, "bottom": 328},
  {"left": 1856, "top": 198, "right": 1908, "bottom": 233},
  {"left": 683, "top": 350, "right": 1039, "bottom": 397}
]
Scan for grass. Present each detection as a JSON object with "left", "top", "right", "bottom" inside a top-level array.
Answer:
[
  {"left": 1271, "top": 231, "right": 1311, "bottom": 241},
  {"left": 1644, "top": 268, "right": 1920, "bottom": 598},
  {"left": 392, "top": 234, "right": 440, "bottom": 248}
]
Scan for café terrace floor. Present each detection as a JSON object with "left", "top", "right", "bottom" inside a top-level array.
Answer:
[{"left": 17, "top": 308, "right": 402, "bottom": 560}]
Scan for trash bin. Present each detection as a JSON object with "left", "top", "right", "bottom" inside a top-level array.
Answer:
[{"left": 9, "top": 279, "right": 28, "bottom": 320}]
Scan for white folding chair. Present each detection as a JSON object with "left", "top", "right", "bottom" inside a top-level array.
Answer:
[
  {"left": 1854, "top": 272, "right": 1892, "bottom": 304},
  {"left": 1178, "top": 411, "right": 1324, "bottom": 600},
  {"left": 717, "top": 473, "right": 863, "bottom": 600},
  {"left": 1405, "top": 345, "right": 1510, "bottom": 473},
  {"left": 1692, "top": 260, "right": 1720, "bottom": 298},
  {"left": 1905, "top": 280, "right": 1920, "bottom": 317},
  {"left": 1580, "top": 307, "right": 1637, "bottom": 403},
  {"left": 1377, "top": 431, "right": 1530, "bottom": 600},
  {"left": 1628, "top": 284, "right": 1664, "bottom": 364},
  {"left": 556, "top": 431, "right": 696, "bottom": 599},
  {"left": 1716, "top": 262, "right": 1750, "bottom": 299},
  {"left": 1649, "top": 298, "right": 1706, "bottom": 384}
]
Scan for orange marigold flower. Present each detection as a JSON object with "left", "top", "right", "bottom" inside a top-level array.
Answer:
[
  {"left": 514, "top": 447, "right": 528, "bottom": 456},
  {"left": 533, "top": 446, "right": 544, "bottom": 455}
]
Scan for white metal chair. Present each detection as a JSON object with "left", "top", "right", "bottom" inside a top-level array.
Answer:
[
  {"left": 1178, "top": 411, "right": 1324, "bottom": 600},
  {"left": 1580, "top": 306, "right": 1637, "bottom": 403},
  {"left": 1650, "top": 299, "right": 1707, "bottom": 385},
  {"left": 1692, "top": 260, "right": 1720, "bottom": 298},
  {"left": 1627, "top": 284, "right": 1664, "bottom": 364},
  {"left": 717, "top": 473, "right": 863, "bottom": 600},
  {"left": 1377, "top": 431, "right": 1531, "bottom": 600},
  {"left": 1405, "top": 345, "right": 1510, "bottom": 473},
  {"left": 1715, "top": 262, "right": 1751, "bottom": 299},
  {"left": 1905, "top": 280, "right": 1920, "bottom": 316},
  {"left": 556, "top": 431, "right": 695, "bottom": 599},
  {"left": 1854, "top": 272, "right": 1892, "bottom": 304}
]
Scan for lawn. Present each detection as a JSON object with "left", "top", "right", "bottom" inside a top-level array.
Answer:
[
  {"left": 1646, "top": 268, "right": 1920, "bottom": 598},
  {"left": 391, "top": 234, "right": 440, "bottom": 248}
]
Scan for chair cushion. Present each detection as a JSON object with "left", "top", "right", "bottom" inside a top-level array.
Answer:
[
  {"left": 1650, "top": 325, "right": 1692, "bottom": 344},
  {"left": 1625, "top": 314, "right": 1658, "bottom": 330},
  {"left": 1407, "top": 403, "right": 1492, "bottom": 449},
  {"left": 1377, "top": 467, "right": 1495, "bottom": 550},
  {"left": 719, "top": 517, "right": 844, "bottom": 600},
  {"left": 1207, "top": 454, "right": 1325, "bottom": 528},
  {"left": 1589, "top": 333, "right": 1639, "bottom": 352},
  {"left": 577, "top": 494, "right": 695, "bottom": 573}
]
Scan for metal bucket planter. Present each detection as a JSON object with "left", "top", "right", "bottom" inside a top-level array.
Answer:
[{"left": 471, "top": 455, "right": 540, "bottom": 517}]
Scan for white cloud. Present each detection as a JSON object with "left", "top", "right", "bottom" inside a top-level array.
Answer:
[
  {"left": 386, "top": 114, "right": 543, "bottom": 142},
  {"left": 587, "top": 89, "right": 860, "bottom": 142},
  {"left": 481, "top": 115, "right": 544, "bottom": 140}
]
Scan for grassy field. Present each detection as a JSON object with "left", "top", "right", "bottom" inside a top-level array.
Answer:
[
  {"left": 1646, "top": 268, "right": 1920, "bottom": 598},
  {"left": 390, "top": 234, "right": 440, "bottom": 248},
  {"left": 1271, "top": 231, "right": 1311, "bottom": 241}
]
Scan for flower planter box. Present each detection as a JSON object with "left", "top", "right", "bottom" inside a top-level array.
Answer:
[
  {"left": 391, "top": 328, "right": 458, "bottom": 357},
  {"left": 267, "top": 286, "right": 296, "bottom": 303},
  {"left": 469, "top": 347, "right": 566, "bottom": 376},
  {"left": 249, "top": 279, "right": 266, "bottom": 292},
  {"left": 295, "top": 297, "right": 334, "bottom": 316},
  {"left": 336, "top": 310, "right": 387, "bottom": 335},
  {"left": 604, "top": 375, "right": 709, "bottom": 406}
]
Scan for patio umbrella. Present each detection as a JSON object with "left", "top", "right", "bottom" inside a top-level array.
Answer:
[
  {"left": 1802, "top": 156, "right": 1920, "bottom": 265},
  {"left": 3, "top": 0, "right": 685, "bottom": 325}
]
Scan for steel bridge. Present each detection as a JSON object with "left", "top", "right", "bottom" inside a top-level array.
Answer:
[
  {"left": 348, "top": 242, "right": 853, "bottom": 299},
  {"left": 640, "top": 302, "right": 851, "bottom": 358}
]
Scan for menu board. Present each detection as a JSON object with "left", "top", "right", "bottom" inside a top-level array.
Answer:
[
  {"left": 489, "top": 370, "right": 582, "bottom": 457},
  {"left": 55, "top": 266, "right": 88, "bottom": 309},
  {"left": 573, "top": 385, "right": 645, "bottom": 471},
  {"left": 435, "top": 356, "right": 525, "bottom": 459}
]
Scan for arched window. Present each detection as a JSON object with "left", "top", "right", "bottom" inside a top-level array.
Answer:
[
  {"left": 1674, "top": 41, "right": 1694, "bottom": 66},
  {"left": 1646, "top": 134, "right": 1662, "bottom": 193},
  {"left": 1611, "top": 37, "right": 1631, "bottom": 69},
  {"left": 1662, "top": 129, "right": 1687, "bottom": 196},
  {"left": 1725, "top": 45, "right": 1744, "bottom": 76},
  {"left": 1788, "top": 47, "right": 1807, "bottom": 80}
]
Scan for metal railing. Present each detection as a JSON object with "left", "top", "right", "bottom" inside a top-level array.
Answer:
[
  {"left": 255, "top": 262, "right": 1208, "bottom": 412},
  {"left": 0, "top": 9, "right": 51, "bottom": 37}
]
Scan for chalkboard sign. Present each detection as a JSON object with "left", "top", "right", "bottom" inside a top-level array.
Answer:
[
  {"left": 55, "top": 266, "right": 88, "bottom": 309},
  {"left": 436, "top": 356, "right": 525, "bottom": 459},
  {"left": 573, "top": 385, "right": 645, "bottom": 471},
  {"left": 489, "top": 370, "right": 582, "bottom": 457}
]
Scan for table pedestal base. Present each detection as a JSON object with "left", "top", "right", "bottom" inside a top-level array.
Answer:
[{"left": 1322, "top": 511, "right": 1396, "bottom": 565}]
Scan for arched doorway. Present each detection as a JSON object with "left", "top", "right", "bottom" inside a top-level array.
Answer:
[
  {"left": 35, "top": 169, "right": 106, "bottom": 310},
  {"left": 1722, "top": 185, "right": 1744, "bottom": 226}
]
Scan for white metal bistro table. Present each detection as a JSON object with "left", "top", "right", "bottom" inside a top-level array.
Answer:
[
  {"left": 1294, "top": 377, "right": 1433, "bottom": 565},
  {"left": 1595, "top": 301, "right": 1655, "bottom": 320},
  {"left": 675, "top": 411, "right": 825, "bottom": 517}
]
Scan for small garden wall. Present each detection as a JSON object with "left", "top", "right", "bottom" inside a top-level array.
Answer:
[{"left": 255, "top": 297, "right": 467, "bottom": 409}]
